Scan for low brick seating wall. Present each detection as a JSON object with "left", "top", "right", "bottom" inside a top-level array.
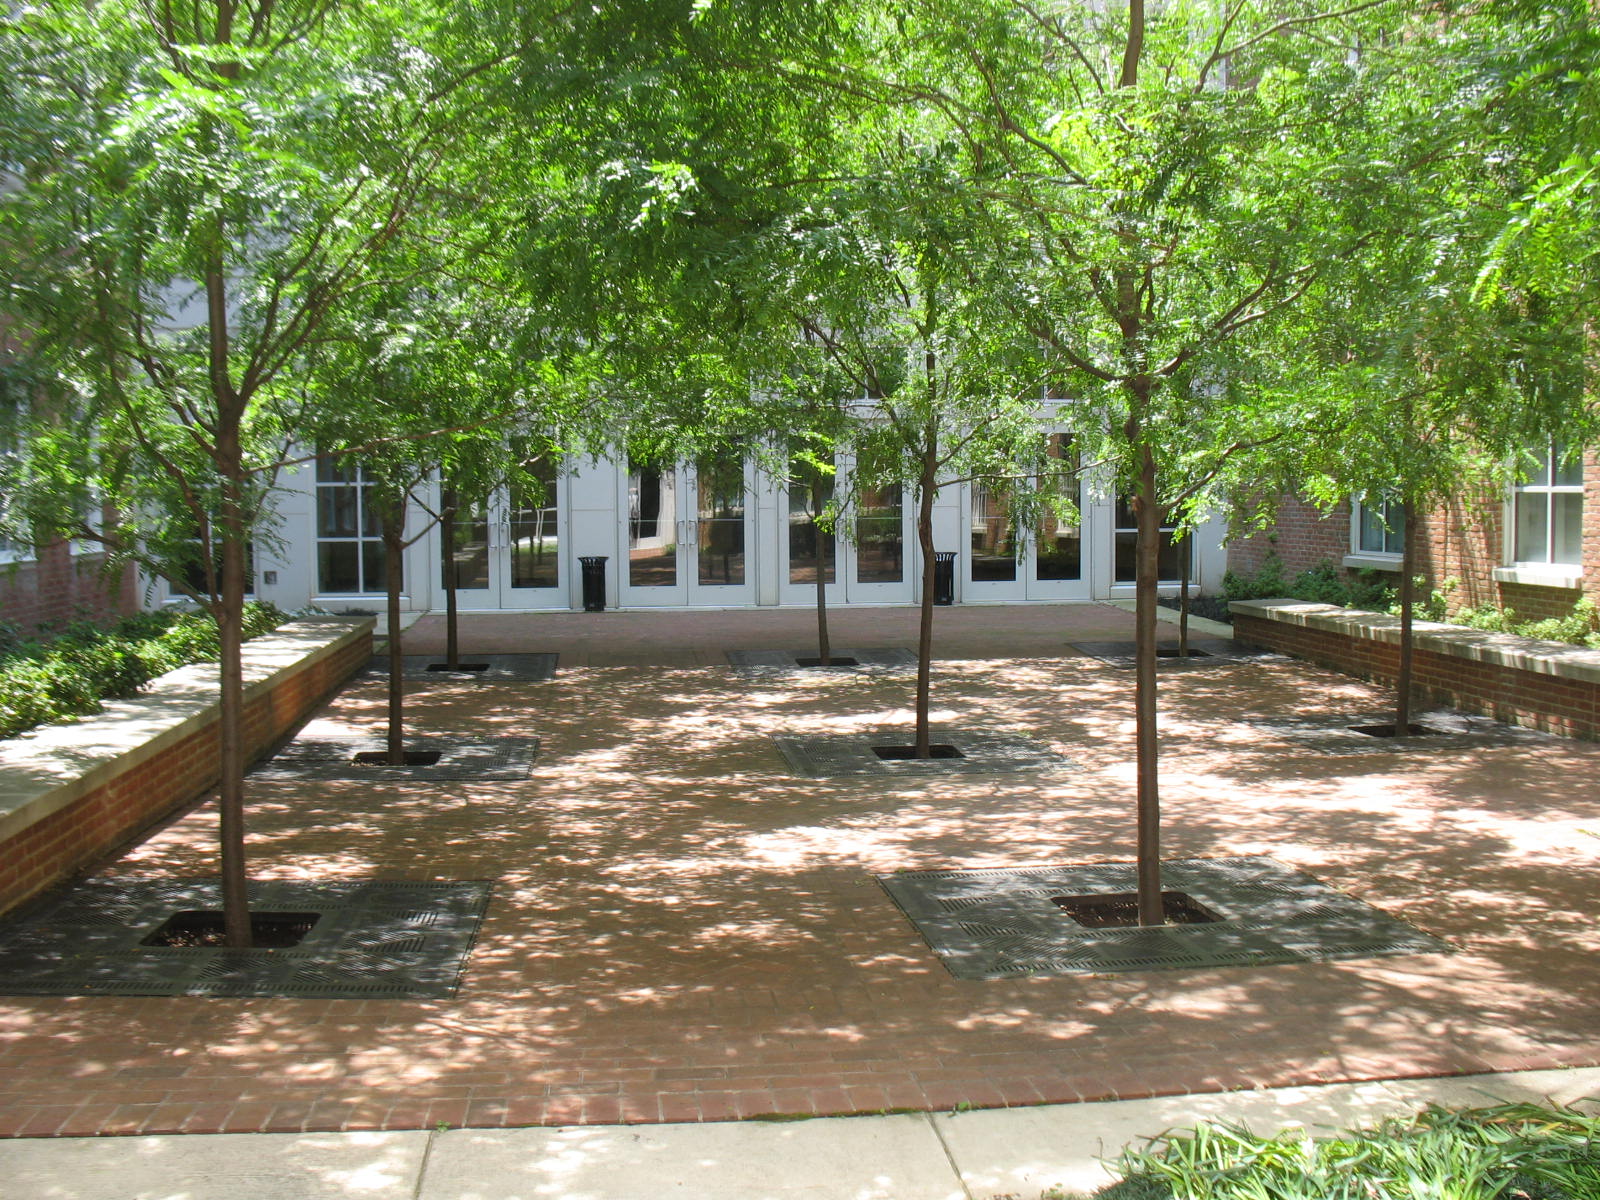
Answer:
[
  {"left": 1231, "top": 599, "right": 1600, "bottom": 740},
  {"left": 0, "top": 617, "right": 373, "bottom": 916}
]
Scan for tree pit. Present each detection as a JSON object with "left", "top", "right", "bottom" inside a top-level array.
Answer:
[
  {"left": 1051, "top": 891, "right": 1221, "bottom": 929},
  {"left": 140, "top": 910, "right": 319, "bottom": 948}
]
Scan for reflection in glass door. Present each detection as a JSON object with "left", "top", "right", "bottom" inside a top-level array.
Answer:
[
  {"left": 849, "top": 479, "right": 909, "bottom": 601},
  {"left": 507, "top": 458, "right": 561, "bottom": 596},
  {"left": 964, "top": 432, "right": 1087, "bottom": 600},
  {"left": 440, "top": 457, "right": 563, "bottom": 609},
  {"left": 621, "top": 457, "right": 755, "bottom": 606},
  {"left": 627, "top": 462, "right": 679, "bottom": 591},
  {"left": 779, "top": 454, "right": 840, "bottom": 605},
  {"left": 696, "top": 457, "right": 747, "bottom": 588}
]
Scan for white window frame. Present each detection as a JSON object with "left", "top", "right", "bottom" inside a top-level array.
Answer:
[
  {"left": 1343, "top": 495, "right": 1405, "bottom": 572},
  {"left": 1494, "top": 442, "right": 1585, "bottom": 588},
  {"left": 314, "top": 459, "right": 393, "bottom": 598}
]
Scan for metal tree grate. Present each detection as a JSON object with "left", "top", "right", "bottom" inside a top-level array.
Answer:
[
  {"left": 367, "top": 653, "right": 559, "bottom": 682},
  {"left": 0, "top": 878, "right": 493, "bottom": 998},
  {"left": 1067, "top": 640, "right": 1280, "bottom": 668},
  {"left": 727, "top": 647, "right": 919, "bottom": 678},
  {"left": 251, "top": 734, "right": 539, "bottom": 781},
  {"left": 1240, "top": 709, "right": 1552, "bottom": 757},
  {"left": 772, "top": 728, "right": 1076, "bottom": 778},
  {"left": 878, "top": 857, "right": 1452, "bottom": 979}
]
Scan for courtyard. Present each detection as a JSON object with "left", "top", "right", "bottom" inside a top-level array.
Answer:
[{"left": 0, "top": 602, "right": 1597, "bottom": 1139}]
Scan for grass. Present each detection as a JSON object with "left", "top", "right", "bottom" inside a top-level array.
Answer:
[{"left": 1086, "top": 1103, "right": 1600, "bottom": 1200}]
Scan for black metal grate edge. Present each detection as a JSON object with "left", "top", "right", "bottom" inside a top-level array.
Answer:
[
  {"left": 0, "top": 878, "right": 493, "bottom": 999},
  {"left": 772, "top": 728, "right": 1076, "bottom": 778},
  {"left": 879, "top": 856, "right": 1452, "bottom": 979},
  {"left": 252, "top": 734, "right": 539, "bottom": 781},
  {"left": 366, "top": 653, "right": 559, "bottom": 682},
  {"left": 727, "top": 647, "right": 919, "bottom": 678}
]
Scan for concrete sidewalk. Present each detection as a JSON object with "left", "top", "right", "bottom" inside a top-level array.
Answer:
[{"left": 10, "top": 1066, "right": 1599, "bottom": 1200}]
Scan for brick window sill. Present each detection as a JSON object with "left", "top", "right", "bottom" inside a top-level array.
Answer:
[
  {"left": 1491, "top": 565, "right": 1583, "bottom": 590},
  {"left": 1341, "top": 553, "right": 1403, "bottom": 572}
]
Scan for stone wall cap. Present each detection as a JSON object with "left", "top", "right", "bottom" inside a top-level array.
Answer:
[
  {"left": 1231, "top": 598, "right": 1600, "bottom": 684},
  {"left": 0, "top": 617, "right": 372, "bottom": 842}
]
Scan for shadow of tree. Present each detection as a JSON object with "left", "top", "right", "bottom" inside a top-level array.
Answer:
[{"left": 5, "top": 614, "right": 1598, "bottom": 1135}]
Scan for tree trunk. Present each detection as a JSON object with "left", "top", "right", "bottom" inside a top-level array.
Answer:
[
  {"left": 1132, "top": 442, "right": 1163, "bottom": 926},
  {"left": 1178, "top": 531, "right": 1191, "bottom": 657},
  {"left": 812, "top": 476, "right": 831, "bottom": 666},
  {"left": 383, "top": 499, "right": 407, "bottom": 765},
  {"left": 216, "top": 451, "right": 253, "bottom": 949},
  {"left": 914, "top": 436, "right": 938, "bottom": 758},
  {"left": 1395, "top": 496, "right": 1418, "bottom": 736},
  {"left": 442, "top": 487, "right": 461, "bottom": 670}
]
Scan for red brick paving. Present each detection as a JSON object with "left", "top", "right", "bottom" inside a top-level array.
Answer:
[{"left": 2, "top": 603, "right": 1599, "bottom": 1137}]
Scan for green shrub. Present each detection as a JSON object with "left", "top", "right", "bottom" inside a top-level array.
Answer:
[
  {"left": 1101, "top": 1103, "right": 1600, "bottom": 1200},
  {"left": 1452, "top": 595, "right": 1600, "bottom": 648},
  {"left": 1221, "top": 553, "right": 1287, "bottom": 601},
  {"left": 0, "top": 601, "right": 287, "bottom": 740}
]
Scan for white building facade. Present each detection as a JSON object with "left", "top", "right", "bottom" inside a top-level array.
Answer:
[{"left": 231, "top": 449, "right": 1228, "bottom": 616}]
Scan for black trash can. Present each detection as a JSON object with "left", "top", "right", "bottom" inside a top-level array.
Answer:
[
  {"left": 579, "top": 556, "right": 608, "bottom": 612},
  {"left": 933, "top": 551, "right": 957, "bottom": 606}
]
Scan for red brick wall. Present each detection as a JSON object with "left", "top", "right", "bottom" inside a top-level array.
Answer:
[
  {"left": 0, "top": 545, "right": 140, "bottom": 634},
  {"left": 1234, "top": 447, "right": 1600, "bottom": 628},
  {"left": 1227, "top": 496, "right": 1352, "bottom": 581},
  {"left": 1234, "top": 612, "right": 1600, "bottom": 740},
  {"left": 0, "top": 627, "right": 371, "bottom": 915}
]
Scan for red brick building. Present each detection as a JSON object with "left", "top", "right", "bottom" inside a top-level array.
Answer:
[{"left": 1227, "top": 445, "right": 1600, "bottom": 624}]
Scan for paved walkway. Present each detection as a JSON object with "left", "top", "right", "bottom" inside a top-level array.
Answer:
[
  {"left": 2, "top": 602, "right": 1599, "bottom": 1142},
  {"left": 9, "top": 1066, "right": 1600, "bottom": 1199}
]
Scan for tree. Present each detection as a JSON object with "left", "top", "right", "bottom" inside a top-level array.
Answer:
[
  {"left": 0, "top": 0, "right": 559, "bottom": 945},
  {"left": 844, "top": 0, "right": 1410, "bottom": 921},
  {"left": 789, "top": 146, "right": 1058, "bottom": 755}
]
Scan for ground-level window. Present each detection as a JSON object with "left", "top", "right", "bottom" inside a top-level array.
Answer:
[
  {"left": 1513, "top": 442, "right": 1583, "bottom": 566},
  {"left": 316, "top": 458, "right": 390, "bottom": 594},
  {"left": 1113, "top": 497, "right": 1187, "bottom": 583},
  {"left": 1353, "top": 496, "right": 1405, "bottom": 557}
]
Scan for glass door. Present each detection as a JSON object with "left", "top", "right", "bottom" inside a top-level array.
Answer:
[
  {"left": 962, "top": 433, "right": 1088, "bottom": 601},
  {"left": 440, "top": 458, "right": 564, "bottom": 610},
  {"left": 845, "top": 472, "right": 912, "bottom": 603},
  {"left": 620, "top": 456, "right": 756, "bottom": 606},
  {"left": 779, "top": 453, "right": 843, "bottom": 606}
]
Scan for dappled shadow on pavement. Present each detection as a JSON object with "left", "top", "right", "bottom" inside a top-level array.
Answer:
[{"left": 2, "top": 604, "right": 1597, "bottom": 1135}]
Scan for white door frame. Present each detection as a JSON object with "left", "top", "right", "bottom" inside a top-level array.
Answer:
[
  {"left": 618, "top": 458, "right": 758, "bottom": 607},
  {"left": 434, "top": 470, "right": 568, "bottom": 611}
]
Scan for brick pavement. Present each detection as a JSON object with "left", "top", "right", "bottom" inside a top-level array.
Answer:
[{"left": 2, "top": 602, "right": 1598, "bottom": 1137}]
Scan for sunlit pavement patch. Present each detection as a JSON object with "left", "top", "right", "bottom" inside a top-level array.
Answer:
[
  {"left": 772, "top": 728, "right": 1075, "bottom": 778},
  {"left": 726, "top": 647, "right": 918, "bottom": 678},
  {"left": 879, "top": 856, "right": 1453, "bottom": 980},
  {"left": 1067, "top": 639, "right": 1282, "bottom": 668},
  {"left": 0, "top": 878, "right": 492, "bottom": 998},
  {"left": 366, "top": 653, "right": 559, "bottom": 682},
  {"left": 251, "top": 734, "right": 540, "bottom": 781}
]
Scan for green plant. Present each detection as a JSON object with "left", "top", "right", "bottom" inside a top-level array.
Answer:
[
  {"left": 1220, "top": 553, "right": 1288, "bottom": 602},
  {"left": 1098, "top": 1103, "right": 1600, "bottom": 1200},
  {"left": 0, "top": 602, "right": 287, "bottom": 739},
  {"left": 1451, "top": 595, "right": 1600, "bottom": 648}
]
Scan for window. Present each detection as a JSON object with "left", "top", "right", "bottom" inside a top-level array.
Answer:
[
  {"left": 316, "top": 458, "right": 390, "bottom": 594},
  {"left": 1353, "top": 496, "right": 1405, "bottom": 557},
  {"left": 1513, "top": 443, "right": 1583, "bottom": 566},
  {"left": 1113, "top": 497, "right": 1188, "bottom": 583}
]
